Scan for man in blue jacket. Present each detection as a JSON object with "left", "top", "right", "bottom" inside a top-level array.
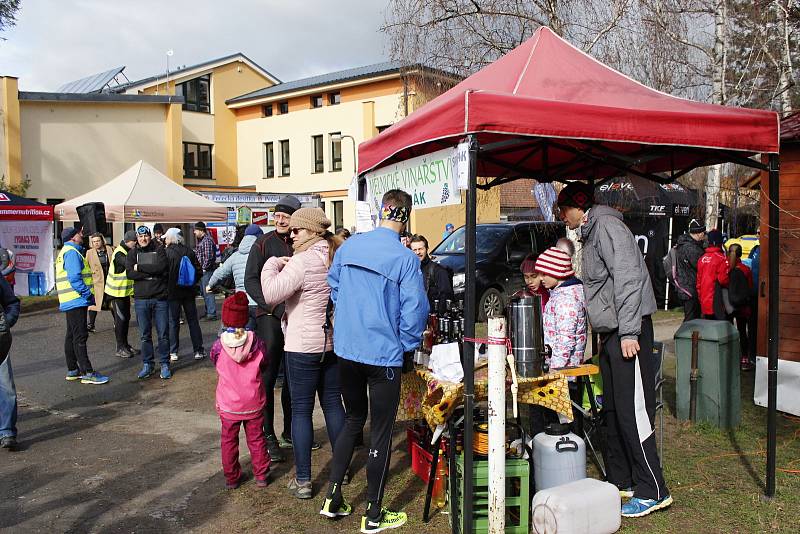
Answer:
[
  {"left": 56, "top": 227, "right": 109, "bottom": 385},
  {"left": 320, "top": 189, "right": 428, "bottom": 533},
  {"left": 0, "top": 276, "right": 21, "bottom": 450}
]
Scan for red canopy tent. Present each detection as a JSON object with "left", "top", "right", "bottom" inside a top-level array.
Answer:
[{"left": 358, "top": 27, "right": 781, "bottom": 529}]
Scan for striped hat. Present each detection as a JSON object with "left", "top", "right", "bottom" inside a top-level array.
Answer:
[{"left": 534, "top": 247, "right": 574, "bottom": 279}]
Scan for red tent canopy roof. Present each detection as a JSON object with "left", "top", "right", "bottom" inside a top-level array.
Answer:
[{"left": 359, "top": 27, "right": 779, "bottom": 180}]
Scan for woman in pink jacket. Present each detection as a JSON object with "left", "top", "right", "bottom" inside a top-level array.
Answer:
[
  {"left": 210, "top": 292, "right": 271, "bottom": 489},
  {"left": 261, "top": 207, "right": 345, "bottom": 500}
]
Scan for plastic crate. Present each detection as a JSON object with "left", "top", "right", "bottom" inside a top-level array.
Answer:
[
  {"left": 450, "top": 455, "right": 529, "bottom": 534},
  {"left": 411, "top": 439, "right": 434, "bottom": 483}
]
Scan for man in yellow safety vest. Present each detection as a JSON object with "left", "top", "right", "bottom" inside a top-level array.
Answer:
[
  {"left": 105, "top": 230, "right": 137, "bottom": 359},
  {"left": 56, "top": 227, "right": 109, "bottom": 385}
]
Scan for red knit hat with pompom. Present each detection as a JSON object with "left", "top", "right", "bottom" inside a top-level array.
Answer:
[{"left": 222, "top": 291, "right": 249, "bottom": 328}]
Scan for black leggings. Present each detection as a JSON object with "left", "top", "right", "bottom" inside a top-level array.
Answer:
[
  {"left": 110, "top": 297, "right": 132, "bottom": 351},
  {"left": 329, "top": 358, "right": 402, "bottom": 512},
  {"left": 256, "top": 313, "right": 291, "bottom": 438}
]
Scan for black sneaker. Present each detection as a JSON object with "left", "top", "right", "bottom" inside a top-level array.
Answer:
[
  {"left": 265, "top": 434, "right": 285, "bottom": 463},
  {"left": 0, "top": 436, "right": 17, "bottom": 450}
]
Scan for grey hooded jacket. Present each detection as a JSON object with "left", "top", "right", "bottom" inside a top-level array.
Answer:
[
  {"left": 208, "top": 234, "right": 257, "bottom": 306},
  {"left": 580, "top": 205, "right": 657, "bottom": 340}
]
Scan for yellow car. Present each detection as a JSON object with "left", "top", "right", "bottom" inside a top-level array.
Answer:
[{"left": 725, "top": 235, "right": 759, "bottom": 258}]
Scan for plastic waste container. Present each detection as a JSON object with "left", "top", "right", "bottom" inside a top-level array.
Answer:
[
  {"left": 28, "top": 271, "right": 45, "bottom": 296},
  {"left": 674, "top": 319, "right": 740, "bottom": 428}
]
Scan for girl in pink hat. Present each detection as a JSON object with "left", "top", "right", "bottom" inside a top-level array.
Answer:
[{"left": 534, "top": 247, "right": 587, "bottom": 372}]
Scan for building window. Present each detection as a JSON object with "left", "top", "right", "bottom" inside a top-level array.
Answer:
[
  {"left": 333, "top": 200, "right": 344, "bottom": 230},
  {"left": 183, "top": 142, "right": 213, "bottom": 179},
  {"left": 377, "top": 125, "right": 391, "bottom": 133},
  {"left": 329, "top": 92, "right": 341, "bottom": 105},
  {"left": 311, "top": 95, "right": 323, "bottom": 108},
  {"left": 263, "top": 104, "right": 273, "bottom": 117},
  {"left": 278, "top": 101, "right": 289, "bottom": 114},
  {"left": 280, "top": 140, "right": 291, "bottom": 176},
  {"left": 312, "top": 135, "right": 324, "bottom": 173},
  {"left": 264, "top": 142, "right": 274, "bottom": 178},
  {"left": 330, "top": 132, "right": 342, "bottom": 172},
  {"left": 176, "top": 75, "right": 210, "bottom": 113}
]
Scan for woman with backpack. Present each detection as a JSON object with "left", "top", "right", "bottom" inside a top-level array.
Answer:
[
  {"left": 260, "top": 207, "right": 346, "bottom": 500},
  {"left": 164, "top": 228, "right": 205, "bottom": 362},
  {"left": 727, "top": 243, "right": 754, "bottom": 371}
]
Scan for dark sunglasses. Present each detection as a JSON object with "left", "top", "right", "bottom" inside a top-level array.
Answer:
[{"left": 290, "top": 228, "right": 301, "bottom": 235}]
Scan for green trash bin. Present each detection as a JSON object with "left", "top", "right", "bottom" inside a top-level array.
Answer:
[{"left": 674, "top": 319, "right": 740, "bottom": 428}]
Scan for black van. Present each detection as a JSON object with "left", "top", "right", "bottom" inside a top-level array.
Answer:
[{"left": 430, "top": 222, "right": 566, "bottom": 320}]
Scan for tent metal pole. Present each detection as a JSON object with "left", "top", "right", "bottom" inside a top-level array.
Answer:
[
  {"left": 665, "top": 217, "right": 674, "bottom": 311},
  {"left": 766, "top": 152, "right": 779, "bottom": 498},
  {"left": 462, "top": 134, "right": 479, "bottom": 534}
]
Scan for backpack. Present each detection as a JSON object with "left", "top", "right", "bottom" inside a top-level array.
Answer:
[
  {"left": 662, "top": 246, "right": 691, "bottom": 298},
  {"left": 728, "top": 267, "right": 750, "bottom": 309},
  {"left": 177, "top": 255, "right": 196, "bottom": 287}
]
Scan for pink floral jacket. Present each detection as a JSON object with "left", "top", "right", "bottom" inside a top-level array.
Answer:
[{"left": 542, "top": 277, "right": 587, "bottom": 371}]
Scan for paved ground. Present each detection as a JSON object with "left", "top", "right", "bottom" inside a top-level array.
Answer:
[{"left": 0, "top": 304, "right": 686, "bottom": 533}]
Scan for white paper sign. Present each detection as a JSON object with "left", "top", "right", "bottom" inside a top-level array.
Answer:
[
  {"left": 454, "top": 140, "right": 470, "bottom": 190},
  {"left": 355, "top": 201, "right": 375, "bottom": 233},
  {"left": 363, "top": 147, "right": 461, "bottom": 213},
  {"left": 0, "top": 221, "right": 55, "bottom": 296}
]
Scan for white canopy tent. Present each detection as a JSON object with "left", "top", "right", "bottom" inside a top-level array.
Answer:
[{"left": 54, "top": 160, "right": 227, "bottom": 222}]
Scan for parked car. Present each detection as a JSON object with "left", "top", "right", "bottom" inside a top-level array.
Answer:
[{"left": 430, "top": 221, "right": 566, "bottom": 320}]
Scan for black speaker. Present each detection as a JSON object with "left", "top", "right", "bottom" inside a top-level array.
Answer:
[{"left": 76, "top": 202, "right": 107, "bottom": 236}]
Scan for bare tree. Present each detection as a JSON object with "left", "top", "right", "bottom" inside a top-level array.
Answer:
[{"left": 0, "top": 0, "right": 20, "bottom": 37}]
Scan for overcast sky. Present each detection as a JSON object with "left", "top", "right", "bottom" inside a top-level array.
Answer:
[{"left": 0, "top": 0, "right": 389, "bottom": 91}]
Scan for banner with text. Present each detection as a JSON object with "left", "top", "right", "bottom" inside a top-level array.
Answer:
[
  {"left": 363, "top": 147, "right": 461, "bottom": 216},
  {"left": 0, "top": 221, "right": 54, "bottom": 296}
]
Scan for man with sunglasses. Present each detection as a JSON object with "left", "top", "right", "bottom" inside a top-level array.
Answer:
[
  {"left": 244, "top": 195, "right": 300, "bottom": 462},
  {"left": 126, "top": 225, "right": 171, "bottom": 380}
]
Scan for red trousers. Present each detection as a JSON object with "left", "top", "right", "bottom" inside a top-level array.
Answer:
[{"left": 220, "top": 414, "right": 271, "bottom": 485}]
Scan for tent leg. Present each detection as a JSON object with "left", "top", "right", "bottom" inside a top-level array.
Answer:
[
  {"left": 766, "top": 153, "right": 780, "bottom": 498},
  {"left": 665, "top": 217, "right": 673, "bottom": 310},
  {"left": 462, "top": 134, "right": 479, "bottom": 534}
]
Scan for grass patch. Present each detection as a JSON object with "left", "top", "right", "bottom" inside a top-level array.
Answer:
[{"left": 19, "top": 294, "right": 59, "bottom": 313}]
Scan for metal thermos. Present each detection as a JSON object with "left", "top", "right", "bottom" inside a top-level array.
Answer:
[{"left": 507, "top": 295, "right": 546, "bottom": 377}]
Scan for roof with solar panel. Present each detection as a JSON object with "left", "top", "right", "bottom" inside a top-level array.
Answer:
[{"left": 56, "top": 66, "right": 130, "bottom": 93}]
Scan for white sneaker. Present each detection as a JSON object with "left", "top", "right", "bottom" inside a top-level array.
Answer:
[
  {"left": 194, "top": 352, "right": 205, "bottom": 360},
  {"left": 169, "top": 353, "right": 179, "bottom": 362}
]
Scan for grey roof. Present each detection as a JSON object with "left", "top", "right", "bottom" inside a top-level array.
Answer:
[
  {"left": 57, "top": 66, "right": 127, "bottom": 94},
  {"left": 115, "top": 53, "right": 279, "bottom": 92},
  {"left": 19, "top": 92, "right": 184, "bottom": 104},
  {"left": 226, "top": 61, "right": 408, "bottom": 104}
]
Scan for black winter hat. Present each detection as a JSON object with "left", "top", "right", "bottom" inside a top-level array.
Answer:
[
  {"left": 688, "top": 219, "right": 705, "bottom": 234},
  {"left": 557, "top": 182, "right": 594, "bottom": 211},
  {"left": 274, "top": 195, "right": 301, "bottom": 216}
]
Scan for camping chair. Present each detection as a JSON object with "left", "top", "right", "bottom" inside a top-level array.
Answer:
[{"left": 653, "top": 341, "right": 665, "bottom": 466}]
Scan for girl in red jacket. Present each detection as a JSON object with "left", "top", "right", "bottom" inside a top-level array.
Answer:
[{"left": 696, "top": 229, "right": 730, "bottom": 319}]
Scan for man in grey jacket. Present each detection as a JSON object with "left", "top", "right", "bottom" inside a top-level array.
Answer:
[{"left": 558, "top": 182, "right": 671, "bottom": 518}]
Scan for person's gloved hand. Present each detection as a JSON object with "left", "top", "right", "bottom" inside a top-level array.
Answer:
[{"left": 402, "top": 351, "right": 415, "bottom": 373}]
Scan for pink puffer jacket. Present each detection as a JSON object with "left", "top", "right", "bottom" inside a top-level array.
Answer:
[{"left": 261, "top": 240, "right": 332, "bottom": 353}]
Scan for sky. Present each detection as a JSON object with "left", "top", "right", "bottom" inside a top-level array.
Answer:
[{"left": 0, "top": 0, "right": 389, "bottom": 91}]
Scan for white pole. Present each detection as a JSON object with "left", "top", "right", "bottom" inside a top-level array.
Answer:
[
  {"left": 665, "top": 216, "right": 674, "bottom": 310},
  {"left": 487, "top": 316, "right": 506, "bottom": 534}
]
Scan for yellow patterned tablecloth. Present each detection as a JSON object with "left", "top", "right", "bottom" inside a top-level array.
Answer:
[{"left": 398, "top": 365, "right": 588, "bottom": 430}]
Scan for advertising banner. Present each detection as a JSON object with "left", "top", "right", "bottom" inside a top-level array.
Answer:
[
  {"left": 363, "top": 147, "right": 461, "bottom": 214},
  {"left": 0, "top": 221, "right": 54, "bottom": 296}
]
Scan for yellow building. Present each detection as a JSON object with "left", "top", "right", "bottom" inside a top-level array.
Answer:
[
  {"left": 228, "top": 62, "right": 499, "bottom": 241},
  {"left": 122, "top": 53, "right": 278, "bottom": 189}
]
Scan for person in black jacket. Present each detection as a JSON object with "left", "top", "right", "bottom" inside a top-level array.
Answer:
[
  {"left": 244, "top": 195, "right": 299, "bottom": 461},
  {"left": 126, "top": 225, "right": 171, "bottom": 380},
  {"left": 163, "top": 228, "right": 205, "bottom": 362},
  {"left": 672, "top": 219, "right": 706, "bottom": 322},
  {"left": 410, "top": 234, "right": 454, "bottom": 312},
  {"left": 107, "top": 230, "right": 138, "bottom": 358},
  {"left": 0, "top": 276, "right": 20, "bottom": 450}
]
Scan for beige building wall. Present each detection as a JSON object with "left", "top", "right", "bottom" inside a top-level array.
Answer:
[
  {"left": 235, "top": 90, "right": 406, "bottom": 229},
  {"left": 20, "top": 101, "right": 171, "bottom": 200},
  {"left": 0, "top": 77, "right": 22, "bottom": 187},
  {"left": 140, "top": 60, "right": 275, "bottom": 188}
]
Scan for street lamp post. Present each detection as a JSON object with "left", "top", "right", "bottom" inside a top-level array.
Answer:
[{"left": 334, "top": 133, "right": 357, "bottom": 175}]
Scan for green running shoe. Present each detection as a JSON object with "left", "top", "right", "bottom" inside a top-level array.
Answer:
[
  {"left": 319, "top": 492, "right": 352, "bottom": 519},
  {"left": 360, "top": 508, "right": 407, "bottom": 533}
]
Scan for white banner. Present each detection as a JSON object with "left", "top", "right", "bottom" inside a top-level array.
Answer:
[
  {"left": 364, "top": 147, "right": 461, "bottom": 214},
  {"left": 0, "top": 221, "right": 54, "bottom": 296}
]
